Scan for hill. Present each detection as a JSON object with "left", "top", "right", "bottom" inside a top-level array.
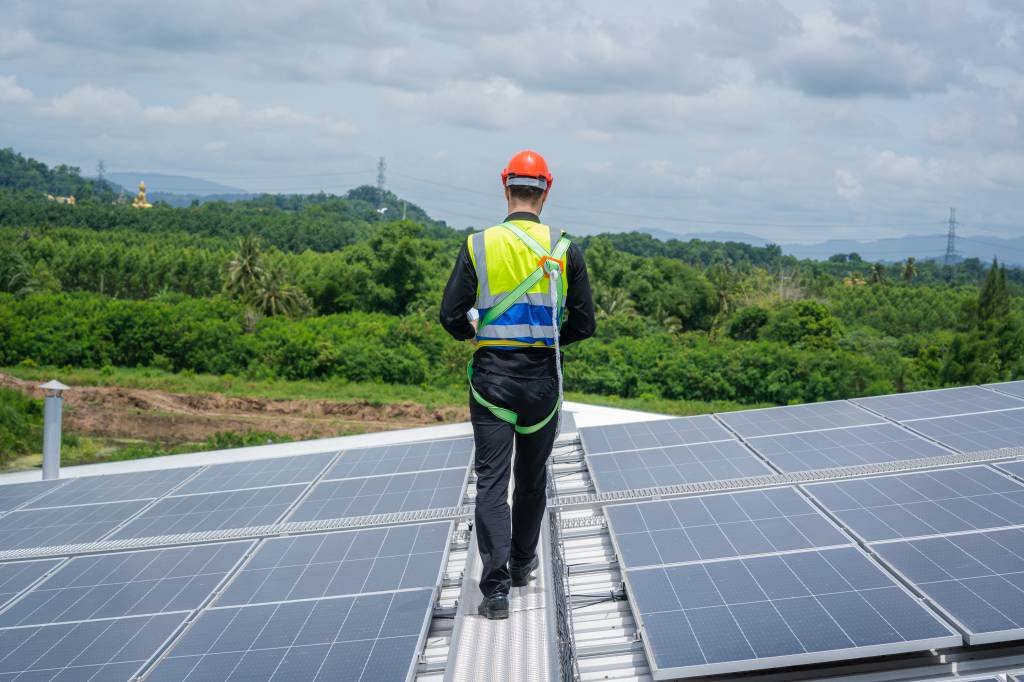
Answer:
[
  {"left": 639, "top": 228, "right": 1024, "bottom": 267},
  {"left": 105, "top": 172, "right": 246, "bottom": 196},
  {"left": 0, "top": 147, "right": 115, "bottom": 200}
]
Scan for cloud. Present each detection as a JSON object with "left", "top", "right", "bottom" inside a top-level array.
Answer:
[
  {"left": 2, "top": 1, "right": 1023, "bottom": 239},
  {"left": 835, "top": 169, "right": 863, "bottom": 200},
  {"left": 0, "top": 75, "right": 33, "bottom": 103}
]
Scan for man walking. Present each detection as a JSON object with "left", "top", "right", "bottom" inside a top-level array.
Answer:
[{"left": 440, "top": 150, "right": 596, "bottom": 619}]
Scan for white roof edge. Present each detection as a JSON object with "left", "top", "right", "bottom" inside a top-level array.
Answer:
[{"left": 0, "top": 401, "right": 667, "bottom": 486}]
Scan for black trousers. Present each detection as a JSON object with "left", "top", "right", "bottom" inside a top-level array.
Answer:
[{"left": 470, "top": 367, "right": 559, "bottom": 597}]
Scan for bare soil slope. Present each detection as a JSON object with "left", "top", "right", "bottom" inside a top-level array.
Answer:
[{"left": 0, "top": 373, "right": 467, "bottom": 444}]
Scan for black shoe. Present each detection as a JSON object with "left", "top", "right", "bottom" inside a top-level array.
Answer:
[
  {"left": 510, "top": 556, "right": 539, "bottom": 587},
  {"left": 478, "top": 593, "right": 510, "bottom": 620}
]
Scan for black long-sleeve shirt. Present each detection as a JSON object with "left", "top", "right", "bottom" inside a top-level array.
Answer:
[{"left": 440, "top": 212, "right": 596, "bottom": 379}]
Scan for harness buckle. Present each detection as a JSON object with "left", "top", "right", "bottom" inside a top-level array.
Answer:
[{"left": 538, "top": 255, "right": 564, "bottom": 274}]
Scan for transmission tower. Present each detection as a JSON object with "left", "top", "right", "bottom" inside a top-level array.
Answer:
[
  {"left": 944, "top": 207, "right": 957, "bottom": 265},
  {"left": 376, "top": 157, "right": 387, "bottom": 211}
]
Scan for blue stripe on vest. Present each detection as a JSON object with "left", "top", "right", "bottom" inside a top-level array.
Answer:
[
  {"left": 477, "top": 302, "right": 558, "bottom": 327},
  {"left": 477, "top": 335, "right": 556, "bottom": 347}
]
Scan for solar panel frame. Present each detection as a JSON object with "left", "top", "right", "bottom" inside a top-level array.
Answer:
[
  {"left": 0, "top": 558, "right": 63, "bottom": 611},
  {"left": 803, "top": 465, "right": 1024, "bottom": 543},
  {"left": 744, "top": 423, "right": 951, "bottom": 473},
  {"left": 586, "top": 440, "right": 775, "bottom": 494},
  {"left": 287, "top": 466, "right": 470, "bottom": 523},
  {"left": 171, "top": 452, "right": 337, "bottom": 497},
  {"left": 21, "top": 467, "right": 202, "bottom": 509},
  {"left": 715, "top": 400, "right": 884, "bottom": 439},
  {"left": 0, "top": 611, "right": 188, "bottom": 681},
  {"left": 323, "top": 439, "right": 472, "bottom": 481},
  {"left": 108, "top": 484, "right": 308, "bottom": 541},
  {"left": 871, "top": 527, "right": 1024, "bottom": 645},
  {"left": 852, "top": 386, "right": 1024, "bottom": 422},
  {"left": 621, "top": 545, "right": 961, "bottom": 679},
  {"left": 604, "top": 487, "right": 854, "bottom": 570},
  {"left": 904, "top": 409, "right": 1024, "bottom": 453},
  {"left": 0, "top": 499, "right": 152, "bottom": 551},
  {"left": 579, "top": 416, "right": 734, "bottom": 456},
  {"left": 0, "top": 541, "right": 254, "bottom": 628}
]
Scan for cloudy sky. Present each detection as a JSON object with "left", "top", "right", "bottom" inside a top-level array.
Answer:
[{"left": 2, "top": 0, "right": 1022, "bottom": 244}]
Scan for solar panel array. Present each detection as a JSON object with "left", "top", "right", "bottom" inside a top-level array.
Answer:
[
  {"left": 0, "top": 437, "right": 474, "bottom": 681},
  {"left": 579, "top": 384, "right": 1024, "bottom": 679}
]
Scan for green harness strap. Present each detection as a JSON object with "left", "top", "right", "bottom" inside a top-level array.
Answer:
[{"left": 469, "top": 223, "right": 571, "bottom": 435}]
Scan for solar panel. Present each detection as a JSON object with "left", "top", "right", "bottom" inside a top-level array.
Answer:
[
  {"left": 22, "top": 468, "right": 200, "bottom": 509},
  {"left": 147, "top": 519, "right": 454, "bottom": 682},
  {"left": 147, "top": 589, "right": 436, "bottom": 682},
  {"left": 0, "top": 500, "right": 151, "bottom": 551},
  {"left": 804, "top": 466, "right": 1024, "bottom": 542},
  {"left": 559, "top": 410, "right": 577, "bottom": 434},
  {"left": 109, "top": 485, "right": 307, "bottom": 540},
  {"left": 0, "top": 541, "right": 251, "bottom": 628},
  {"left": 853, "top": 386, "right": 1024, "bottom": 422},
  {"left": 873, "top": 527, "right": 1024, "bottom": 644},
  {"left": 173, "top": 452, "right": 336, "bottom": 496},
  {"left": 745, "top": 423, "right": 950, "bottom": 473},
  {"left": 605, "top": 487, "right": 851, "bottom": 569},
  {"left": 0, "top": 612, "right": 186, "bottom": 680},
  {"left": 999, "top": 460, "right": 1024, "bottom": 480},
  {"left": 0, "top": 480, "right": 67, "bottom": 513},
  {"left": 907, "top": 409, "right": 1024, "bottom": 453},
  {"left": 984, "top": 380, "right": 1024, "bottom": 399},
  {"left": 626, "top": 546, "right": 960, "bottom": 678},
  {"left": 716, "top": 401, "right": 882, "bottom": 438},
  {"left": 0, "top": 558, "right": 61, "bottom": 610},
  {"left": 586, "top": 441, "right": 774, "bottom": 493},
  {"left": 579, "top": 416, "right": 733, "bottom": 456},
  {"left": 216, "top": 521, "right": 451, "bottom": 607},
  {"left": 324, "top": 439, "right": 471, "bottom": 481},
  {"left": 288, "top": 468, "right": 467, "bottom": 522}
]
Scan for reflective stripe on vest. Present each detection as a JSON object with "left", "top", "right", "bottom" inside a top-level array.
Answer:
[{"left": 468, "top": 221, "right": 569, "bottom": 349}]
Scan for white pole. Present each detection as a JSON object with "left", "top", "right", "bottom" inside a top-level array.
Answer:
[{"left": 38, "top": 380, "right": 69, "bottom": 480}]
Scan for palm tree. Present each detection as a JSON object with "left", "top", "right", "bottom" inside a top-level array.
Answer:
[
  {"left": 247, "top": 264, "right": 311, "bottom": 318},
  {"left": 0, "top": 251, "right": 36, "bottom": 296},
  {"left": 902, "top": 257, "right": 917, "bottom": 282},
  {"left": 594, "top": 286, "right": 636, "bottom": 318},
  {"left": 224, "top": 235, "right": 265, "bottom": 299},
  {"left": 869, "top": 263, "right": 888, "bottom": 285}
]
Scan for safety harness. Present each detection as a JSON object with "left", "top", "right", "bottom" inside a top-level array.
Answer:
[{"left": 468, "top": 221, "right": 571, "bottom": 434}]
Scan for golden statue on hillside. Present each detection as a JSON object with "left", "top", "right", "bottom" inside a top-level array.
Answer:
[{"left": 132, "top": 181, "right": 152, "bottom": 209}]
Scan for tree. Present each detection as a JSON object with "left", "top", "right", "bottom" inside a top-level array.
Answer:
[
  {"left": 594, "top": 286, "right": 636, "bottom": 319},
  {"left": 902, "top": 257, "right": 917, "bottom": 282},
  {"left": 0, "top": 250, "right": 37, "bottom": 296},
  {"left": 246, "top": 263, "right": 311, "bottom": 318},
  {"left": 870, "top": 263, "right": 888, "bottom": 285},
  {"left": 224, "top": 235, "right": 265, "bottom": 300},
  {"left": 977, "top": 258, "right": 1009, "bottom": 325}
]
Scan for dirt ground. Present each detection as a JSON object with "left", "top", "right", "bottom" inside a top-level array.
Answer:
[{"left": 1, "top": 373, "right": 468, "bottom": 445}]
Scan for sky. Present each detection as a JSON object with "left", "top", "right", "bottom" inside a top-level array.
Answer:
[{"left": 1, "top": 0, "right": 1022, "bottom": 244}]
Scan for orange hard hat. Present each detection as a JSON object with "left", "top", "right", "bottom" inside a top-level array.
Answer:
[{"left": 501, "top": 150, "right": 553, "bottom": 191}]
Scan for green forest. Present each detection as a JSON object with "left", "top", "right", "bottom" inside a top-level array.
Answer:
[{"left": 1, "top": 147, "right": 1022, "bottom": 465}]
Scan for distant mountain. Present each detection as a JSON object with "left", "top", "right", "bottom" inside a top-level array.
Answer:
[
  {"left": 638, "top": 228, "right": 1024, "bottom": 266},
  {"left": 639, "top": 228, "right": 772, "bottom": 244},
  {"left": 106, "top": 172, "right": 245, "bottom": 196}
]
